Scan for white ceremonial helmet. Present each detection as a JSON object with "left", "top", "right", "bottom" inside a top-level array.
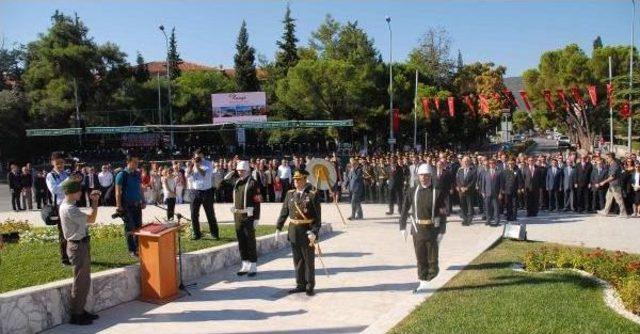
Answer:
[
  {"left": 236, "top": 160, "right": 250, "bottom": 171},
  {"left": 416, "top": 163, "right": 432, "bottom": 175}
]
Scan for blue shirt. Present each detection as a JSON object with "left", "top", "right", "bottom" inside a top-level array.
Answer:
[
  {"left": 115, "top": 168, "right": 142, "bottom": 203},
  {"left": 46, "top": 170, "right": 69, "bottom": 205},
  {"left": 189, "top": 164, "right": 212, "bottom": 190}
]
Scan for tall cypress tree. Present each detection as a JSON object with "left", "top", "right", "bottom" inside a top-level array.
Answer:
[
  {"left": 234, "top": 20, "right": 259, "bottom": 91},
  {"left": 168, "top": 27, "right": 182, "bottom": 80},
  {"left": 134, "top": 51, "right": 150, "bottom": 82},
  {"left": 456, "top": 49, "right": 464, "bottom": 72},
  {"left": 275, "top": 4, "right": 299, "bottom": 73},
  {"left": 593, "top": 36, "right": 603, "bottom": 51}
]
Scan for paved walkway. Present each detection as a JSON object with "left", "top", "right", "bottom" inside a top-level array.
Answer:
[{"left": 44, "top": 204, "right": 502, "bottom": 334}]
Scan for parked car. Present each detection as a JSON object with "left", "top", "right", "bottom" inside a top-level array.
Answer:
[{"left": 557, "top": 136, "right": 571, "bottom": 147}]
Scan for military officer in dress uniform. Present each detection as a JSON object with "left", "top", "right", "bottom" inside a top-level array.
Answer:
[
  {"left": 225, "top": 161, "right": 262, "bottom": 276},
  {"left": 275, "top": 170, "right": 322, "bottom": 296},
  {"left": 399, "top": 163, "right": 447, "bottom": 293}
]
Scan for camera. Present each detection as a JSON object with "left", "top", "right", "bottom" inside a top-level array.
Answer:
[
  {"left": 194, "top": 156, "right": 202, "bottom": 164},
  {"left": 111, "top": 209, "right": 126, "bottom": 219}
]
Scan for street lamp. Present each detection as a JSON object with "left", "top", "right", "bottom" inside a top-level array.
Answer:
[
  {"left": 159, "top": 25, "right": 175, "bottom": 150},
  {"left": 386, "top": 16, "right": 394, "bottom": 152}
]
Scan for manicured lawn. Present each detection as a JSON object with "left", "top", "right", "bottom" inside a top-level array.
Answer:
[
  {"left": 0, "top": 225, "right": 274, "bottom": 293},
  {"left": 391, "top": 240, "right": 640, "bottom": 334}
]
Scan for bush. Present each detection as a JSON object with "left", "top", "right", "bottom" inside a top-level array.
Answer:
[
  {"left": 619, "top": 276, "right": 640, "bottom": 315},
  {"left": 20, "top": 228, "right": 58, "bottom": 243},
  {"left": 0, "top": 219, "right": 31, "bottom": 234},
  {"left": 523, "top": 246, "right": 640, "bottom": 315}
]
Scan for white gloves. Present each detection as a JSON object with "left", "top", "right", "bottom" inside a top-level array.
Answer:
[
  {"left": 253, "top": 220, "right": 259, "bottom": 228},
  {"left": 307, "top": 231, "right": 317, "bottom": 243},
  {"left": 401, "top": 229, "right": 408, "bottom": 241},
  {"left": 437, "top": 233, "right": 444, "bottom": 244},
  {"left": 274, "top": 229, "right": 281, "bottom": 242},
  {"left": 247, "top": 207, "right": 254, "bottom": 217}
]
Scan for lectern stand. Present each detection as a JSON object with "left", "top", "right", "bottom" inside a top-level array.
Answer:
[{"left": 134, "top": 223, "right": 179, "bottom": 304}]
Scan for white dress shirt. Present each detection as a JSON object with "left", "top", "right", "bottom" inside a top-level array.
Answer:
[{"left": 98, "top": 171, "right": 113, "bottom": 188}]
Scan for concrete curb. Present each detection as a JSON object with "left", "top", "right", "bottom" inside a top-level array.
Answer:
[{"left": 0, "top": 223, "right": 333, "bottom": 334}]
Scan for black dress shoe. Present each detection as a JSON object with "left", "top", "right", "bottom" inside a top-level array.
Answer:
[
  {"left": 62, "top": 260, "right": 71, "bottom": 266},
  {"left": 305, "top": 289, "right": 315, "bottom": 296},
  {"left": 347, "top": 217, "right": 354, "bottom": 220},
  {"left": 288, "top": 287, "right": 305, "bottom": 294},
  {"left": 247, "top": 272, "right": 257, "bottom": 277},
  {"left": 237, "top": 270, "right": 248, "bottom": 276},
  {"left": 70, "top": 313, "right": 93, "bottom": 325},
  {"left": 385, "top": 212, "right": 394, "bottom": 215},
  {"left": 84, "top": 311, "right": 99, "bottom": 320}
]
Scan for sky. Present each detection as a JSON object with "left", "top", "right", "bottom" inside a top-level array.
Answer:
[{"left": 0, "top": 0, "right": 633, "bottom": 77}]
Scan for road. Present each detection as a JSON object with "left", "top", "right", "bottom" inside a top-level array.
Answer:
[{"left": 530, "top": 135, "right": 560, "bottom": 154}]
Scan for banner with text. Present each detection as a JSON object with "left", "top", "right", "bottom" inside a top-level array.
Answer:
[{"left": 211, "top": 91, "right": 267, "bottom": 124}]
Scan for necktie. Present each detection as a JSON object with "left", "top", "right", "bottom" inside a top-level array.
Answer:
[{"left": 89, "top": 175, "right": 94, "bottom": 188}]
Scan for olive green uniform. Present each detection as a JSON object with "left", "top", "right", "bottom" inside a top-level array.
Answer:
[
  {"left": 231, "top": 175, "right": 261, "bottom": 263},
  {"left": 399, "top": 184, "right": 447, "bottom": 281},
  {"left": 276, "top": 185, "right": 322, "bottom": 291}
]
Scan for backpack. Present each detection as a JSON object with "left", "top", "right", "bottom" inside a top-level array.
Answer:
[{"left": 41, "top": 173, "right": 61, "bottom": 226}]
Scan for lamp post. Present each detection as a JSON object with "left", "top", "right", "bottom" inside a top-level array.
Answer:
[
  {"left": 159, "top": 25, "right": 175, "bottom": 150},
  {"left": 386, "top": 16, "right": 394, "bottom": 152}
]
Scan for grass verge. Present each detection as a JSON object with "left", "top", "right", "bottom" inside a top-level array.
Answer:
[
  {"left": 0, "top": 225, "right": 273, "bottom": 293},
  {"left": 390, "top": 240, "right": 640, "bottom": 334}
]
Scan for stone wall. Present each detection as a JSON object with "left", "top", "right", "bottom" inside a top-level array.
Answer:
[{"left": 0, "top": 224, "right": 333, "bottom": 334}]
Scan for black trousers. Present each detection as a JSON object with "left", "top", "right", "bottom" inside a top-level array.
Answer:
[
  {"left": 459, "top": 191, "right": 474, "bottom": 224},
  {"left": 548, "top": 189, "right": 559, "bottom": 210},
  {"left": 267, "top": 184, "right": 275, "bottom": 202},
  {"left": 10, "top": 188, "right": 22, "bottom": 210},
  {"left": 165, "top": 197, "right": 176, "bottom": 220},
  {"left": 376, "top": 181, "right": 387, "bottom": 203},
  {"left": 525, "top": 188, "right": 539, "bottom": 216},
  {"left": 505, "top": 193, "right": 517, "bottom": 221},
  {"left": 292, "top": 241, "right": 315, "bottom": 290},
  {"left": 35, "top": 189, "right": 47, "bottom": 209},
  {"left": 57, "top": 221, "right": 69, "bottom": 263},
  {"left": 235, "top": 215, "right": 257, "bottom": 262},
  {"left": 413, "top": 225, "right": 440, "bottom": 281},
  {"left": 280, "top": 179, "right": 291, "bottom": 202},
  {"left": 190, "top": 188, "right": 219, "bottom": 238},
  {"left": 484, "top": 195, "right": 500, "bottom": 223},
  {"left": 577, "top": 186, "right": 590, "bottom": 212},
  {"left": 388, "top": 186, "right": 403, "bottom": 213},
  {"left": 592, "top": 189, "right": 606, "bottom": 210}
]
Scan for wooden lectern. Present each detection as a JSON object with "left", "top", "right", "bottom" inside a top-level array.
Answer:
[{"left": 134, "top": 223, "right": 179, "bottom": 304}]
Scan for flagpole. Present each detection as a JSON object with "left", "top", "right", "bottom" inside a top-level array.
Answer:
[
  {"left": 610, "top": 56, "right": 614, "bottom": 152},
  {"left": 413, "top": 69, "right": 418, "bottom": 150}
]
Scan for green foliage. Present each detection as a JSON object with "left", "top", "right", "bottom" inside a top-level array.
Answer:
[
  {"left": 168, "top": 27, "right": 182, "bottom": 80},
  {"left": 511, "top": 110, "right": 533, "bottom": 132},
  {"left": 0, "top": 41, "right": 25, "bottom": 88},
  {"left": 620, "top": 275, "right": 640, "bottom": 314},
  {"left": 0, "top": 90, "right": 28, "bottom": 158},
  {"left": 174, "top": 70, "right": 235, "bottom": 123},
  {"left": 234, "top": 21, "right": 260, "bottom": 92},
  {"left": 275, "top": 3, "right": 299, "bottom": 73},
  {"left": 408, "top": 27, "right": 455, "bottom": 88},
  {"left": 134, "top": 51, "right": 150, "bottom": 83},
  {"left": 0, "top": 219, "right": 31, "bottom": 234}
]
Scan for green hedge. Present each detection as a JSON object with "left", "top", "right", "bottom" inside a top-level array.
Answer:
[{"left": 523, "top": 246, "right": 640, "bottom": 315}]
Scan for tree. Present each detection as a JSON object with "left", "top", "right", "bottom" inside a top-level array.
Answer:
[
  {"left": 168, "top": 27, "right": 182, "bottom": 80},
  {"left": 275, "top": 3, "right": 299, "bottom": 73},
  {"left": 593, "top": 36, "right": 603, "bottom": 51},
  {"left": 22, "top": 11, "right": 129, "bottom": 127},
  {"left": 456, "top": 49, "right": 464, "bottom": 72},
  {"left": 0, "top": 40, "right": 25, "bottom": 90},
  {"left": 133, "top": 51, "right": 150, "bottom": 83},
  {"left": 0, "top": 90, "right": 28, "bottom": 158},
  {"left": 512, "top": 110, "right": 534, "bottom": 132},
  {"left": 175, "top": 70, "right": 235, "bottom": 123},
  {"left": 234, "top": 20, "right": 260, "bottom": 92},
  {"left": 408, "top": 28, "right": 455, "bottom": 88}
]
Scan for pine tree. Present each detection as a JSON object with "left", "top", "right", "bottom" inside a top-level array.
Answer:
[
  {"left": 593, "top": 36, "right": 603, "bottom": 51},
  {"left": 275, "top": 3, "right": 299, "bottom": 73},
  {"left": 457, "top": 49, "right": 464, "bottom": 72},
  {"left": 134, "top": 51, "right": 150, "bottom": 82},
  {"left": 234, "top": 20, "right": 260, "bottom": 91},
  {"left": 168, "top": 27, "right": 182, "bottom": 80}
]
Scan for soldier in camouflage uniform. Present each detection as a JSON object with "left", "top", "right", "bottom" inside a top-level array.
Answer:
[{"left": 275, "top": 170, "right": 322, "bottom": 296}]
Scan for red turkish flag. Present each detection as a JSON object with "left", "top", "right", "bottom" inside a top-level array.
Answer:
[
  {"left": 587, "top": 85, "right": 598, "bottom": 106},
  {"left": 543, "top": 90, "right": 555, "bottom": 110},
  {"left": 479, "top": 95, "right": 490, "bottom": 114},
  {"left": 557, "top": 89, "right": 570, "bottom": 112},
  {"left": 420, "top": 97, "right": 431, "bottom": 118},
  {"left": 464, "top": 95, "right": 475, "bottom": 116},
  {"left": 519, "top": 91, "right": 532, "bottom": 112},
  {"left": 570, "top": 87, "right": 585, "bottom": 107},
  {"left": 621, "top": 101, "right": 631, "bottom": 119},
  {"left": 392, "top": 108, "right": 400, "bottom": 132},
  {"left": 434, "top": 98, "right": 441, "bottom": 113},
  {"left": 606, "top": 83, "right": 614, "bottom": 107},
  {"left": 447, "top": 96, "right": 455, "bottom": 117},
  {"left": 503, "top": 89, "right": 519, "bottom": 109}
]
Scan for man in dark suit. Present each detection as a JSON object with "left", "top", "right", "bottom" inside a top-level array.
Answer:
[
  {"left": 590, "top": 157, "right": 608, "bottom": 212},
  {"left": 480, "top": 159, "right": 503, "bottom": 226},
  {"left": 456, "top": 156, "right": 476, "bottom": 225},
  {"left": 523, "top": 157, "right": 541, "bottom": 217},
  {"left": 575, "top": 156, "right": 593, "bottom": 213},
  {"left": 537, "top": 156, "right": 549, "bottom": 211},
  {"left": 563, "top": 160, "right": 577, "bottom": 211},
  {"left": 545, "top": 158, "right": 563, "bottom": 211},
  {"left": 83, "top": 167, "right": 100, "bottom": 208},
  {"left": 347, "top": 158, "right": 365, "bottom": 220},
  {"left": 433, "top": 159, "right": 451, "bottom": 215},
  {"left": 7, "top": 163, "right": 22, "bottom": 211},
  {"left": 501, "top": 158, "right": 523, "bottom": 221},
  {"left": 386, "top": 158, "right": 406, "bottom": 215}
]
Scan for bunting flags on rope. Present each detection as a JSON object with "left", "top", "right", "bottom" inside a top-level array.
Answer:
[
  {"left": 621, "top": 101, "right": 631, "bottom": 119},
  {"left": 447, "top": 96, "right": 455, "bottom": 117},
  {"left": 556, "top": 89, "right": 570, "bottom": 112},
  {"left": 479, "top": 95, "right": 490, "bottom": 114},
  {"left": 606, "top": 83, "right": 614, "bottom": 107},
  {"left": 420, "top": 97, "right": 431, "bottom": 118},
  {"left": 519, "top": 90, "right": 532, "bottom": 112},
  {"left": 570, "top": 87, "right": 585, "bottom": 107},
  {"left": 587, "top": 85, "right": 598, "bottom": 106},
  {"left": 464, "top": 95, "right": 476, "bottom": 116}
]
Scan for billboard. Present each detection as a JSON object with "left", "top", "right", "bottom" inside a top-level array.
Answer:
[{"left": 211, "top": 92, "right": 267, "bottom": 124}]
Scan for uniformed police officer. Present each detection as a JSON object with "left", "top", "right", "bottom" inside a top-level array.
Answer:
[
  {"left": 275, "top": 170, "right": 322, "bottom": 296},
  {"left": 399, "top": 163, "right": 447, "bottom": 293},
  {"left": 225, "top": 161, "right": 262, "bottom": 276}
]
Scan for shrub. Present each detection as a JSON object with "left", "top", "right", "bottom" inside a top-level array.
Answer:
[
  {"left": 20, "top": 228, "right": 59, "bottom": 243},
  {"left": 0, "top": 219, "right": 31, "bottom": 234},
  {"left": 619, "top": 276, "right": 640, "bottom": 315}
]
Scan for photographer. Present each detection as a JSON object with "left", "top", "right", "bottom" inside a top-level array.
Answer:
[
  {"left": 187, "top": 149, "right": 219, "bottom": 240},
  {"left": 59, "top": 180, "right": 100, "bottom": 325},
  {"left": 114, "top": 153, "right": 145, "bottom": 257}
]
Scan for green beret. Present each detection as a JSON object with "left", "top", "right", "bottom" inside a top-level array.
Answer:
[{"left": 62, "top": 180, "right": 82, "bottom": 194}]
